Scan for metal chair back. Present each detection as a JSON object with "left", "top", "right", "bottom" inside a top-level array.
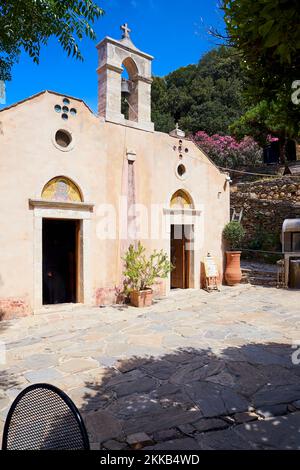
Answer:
[{"left": 2, "top": 383, "right": 90, "bottom": 450}]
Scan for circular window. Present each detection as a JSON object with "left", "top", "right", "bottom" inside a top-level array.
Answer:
[
  {"left": 54, "top": 105, "right": 61, "bottom": 113},
  {"left": 70, "top": 108, "right": 77, "bottom": 116},
  {"left": 177, "top": 164, "right": 186, "bottom": 177},
  {"left": 62, "top": 106, "right": 69, "bottom": 113},
  {"left": 63, "top": 98, "right": 70, "bottom": 105},
  {"left": 61, "top": 113, "right": 68, "bottom": 121},
  {"left": 55, "top": 130, "right": 72, "bottom": 148}
]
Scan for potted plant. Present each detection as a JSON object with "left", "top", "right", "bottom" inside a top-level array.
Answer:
[
  {"left": 223, "top": 221, "right": 245, "bottom": 286},
  {"left": 123, "top": 242, "right": 173, "bottom": 307}
]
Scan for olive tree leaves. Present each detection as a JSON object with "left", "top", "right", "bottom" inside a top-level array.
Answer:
[{"left": 0, "top": 0, "right": 104, "bottom": 80}]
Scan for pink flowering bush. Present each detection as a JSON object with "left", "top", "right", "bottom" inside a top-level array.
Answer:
[{"left": 193, "top": 131, "right": 263, "bottom": 168}]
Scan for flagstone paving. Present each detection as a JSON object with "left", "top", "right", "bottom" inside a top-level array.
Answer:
[{"left": 1, "top": 284, "right": 300, "bottom": 449}]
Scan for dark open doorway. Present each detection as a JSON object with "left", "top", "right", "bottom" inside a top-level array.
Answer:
[
  {"left": 42, "top": 219, "right": 78, "bottom": 305},
  {"left": 170, "top": 225, "right": 193, "bottom": 289}
]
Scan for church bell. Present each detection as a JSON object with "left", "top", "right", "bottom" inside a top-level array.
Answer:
[{"left": 121, "top": 78, "right": 131, "bottom": 95}]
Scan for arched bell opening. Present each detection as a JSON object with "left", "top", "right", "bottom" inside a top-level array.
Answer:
[{"left": 121, "top": 57, "right": 139, "bottom": 122}]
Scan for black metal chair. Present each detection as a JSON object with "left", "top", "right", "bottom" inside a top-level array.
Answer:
[{"left": 2, "top": 383, "right": 90, "bottom": 450}]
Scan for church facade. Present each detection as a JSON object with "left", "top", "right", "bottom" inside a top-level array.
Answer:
[{"left": 0, "top": 26, "right": 229, "bottom": 319}]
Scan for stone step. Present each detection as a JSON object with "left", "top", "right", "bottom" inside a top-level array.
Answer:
[
  {"left": 241, "top": 264, "right": 278, "bottom": 287},
  {"left": 242, "top": 276, "right": 277, "bottom": 285},
  {"left": 242, "top": 268, "right": 277, "bottom": 277},
  {"left": 248, "top": 278, "right": 277, "bottom": 287}
]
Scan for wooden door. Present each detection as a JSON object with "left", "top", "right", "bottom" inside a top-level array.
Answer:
[
  {"left": 171, "top": 237, "right": 185, "bottom": 288},
  {"left": 185, "top": 246, "right": 190, "bottom": 288},
  {"left": 76, "top": 221, "right": 82, "bottom": 303}
]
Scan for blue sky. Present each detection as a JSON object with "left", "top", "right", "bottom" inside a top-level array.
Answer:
[{"left": 3, "top": 0, "right": 225, "bottom": 112}]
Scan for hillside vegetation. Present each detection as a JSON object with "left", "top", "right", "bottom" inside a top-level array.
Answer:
[{"left": 151, "top": 46, "right": 246, "bottom": 136}]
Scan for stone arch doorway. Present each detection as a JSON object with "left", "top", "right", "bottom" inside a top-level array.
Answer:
[
  {"left": 41, "top": 177, "right": 84, "bottom": 305},
  {"left": 30, "top": 177, "right": 93, "bottom": 311},
  {"left": 169, "top": 190, "right": 195, "bottom": 289}
]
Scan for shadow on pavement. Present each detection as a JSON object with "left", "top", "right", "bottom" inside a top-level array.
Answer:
[{"left": 74, "top": 342, "right": 300, "bottom": 450}]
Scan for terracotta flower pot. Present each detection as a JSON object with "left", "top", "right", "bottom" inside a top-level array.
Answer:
[
  {"left": 225, "top": 251, "right": 242, "bottom": 286},
  {"left": 130, "top": 289, "right": 153, "bottom": 308}
]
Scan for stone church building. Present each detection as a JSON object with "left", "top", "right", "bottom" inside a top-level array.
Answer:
[{"left": 0, "top": 26, "right": 229, "bottom": 319}]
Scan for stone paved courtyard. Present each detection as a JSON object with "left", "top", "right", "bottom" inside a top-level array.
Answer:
[{"left": 1, "top": 284, "right": 300, "bottom": 450}]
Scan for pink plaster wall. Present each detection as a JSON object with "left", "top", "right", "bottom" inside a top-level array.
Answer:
[{"left": 0, "top": 91, "right": 229, "bottom": 317}]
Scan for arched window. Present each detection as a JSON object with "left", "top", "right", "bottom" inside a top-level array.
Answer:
[
  {"left": 41, "top": 177, "right": 83, "bottom": 202},
  {"left": 121, "top": 57, "right": 139, "bottom": 122},
  {"left": 170, "top": 190, "right": 194, "bottom": 209}
]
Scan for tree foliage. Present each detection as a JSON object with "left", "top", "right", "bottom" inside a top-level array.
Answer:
[
  {"left": 222, "top": 0, "right": 300, "bottom": 144},
  {"left": 222, "top": 0, "right": 300, "bottom": 67},
  {"left": 151, "top": 46, "right": 246, "bottom": 135},
  {"left": 194, "top": 131, "right": 262, "bottom": 168},
  {"left": 0, "top": 0, "right": 104, "bottom": 80}
]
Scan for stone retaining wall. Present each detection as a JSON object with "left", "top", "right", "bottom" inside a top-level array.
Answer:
[
  {"left": 231, "top": 177, "right": 300, "bottom": 251},
  {"left": 234, "top": 176, "right": 300, "bottom": 202}
]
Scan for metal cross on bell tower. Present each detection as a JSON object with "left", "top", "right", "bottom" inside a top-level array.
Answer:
[{"left": 121, "top": 23, "right": 131, "bottom": 39}]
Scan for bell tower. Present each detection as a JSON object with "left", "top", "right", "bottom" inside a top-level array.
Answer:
[{"left": 96, "top": 24, "right": 154, "bottom": 132}]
